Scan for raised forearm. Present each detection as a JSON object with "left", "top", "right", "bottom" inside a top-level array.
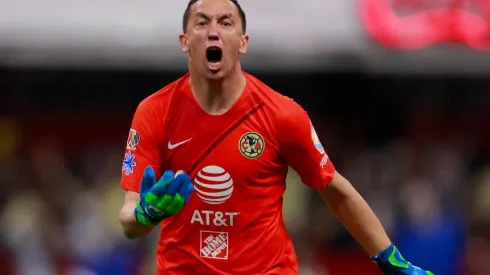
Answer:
[
  {"left": 319, "top": 172, "right": 391, "bottom": 256},
  {"left": 319, "top": 172, "right": 435, "bottom": 274},
  {"left": 328, "top": 189, "right": 390, "bottom": 255},
  {"left": 119, "top": 200, "right": 153, "bottom": 239}
]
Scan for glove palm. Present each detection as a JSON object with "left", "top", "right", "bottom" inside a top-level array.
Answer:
[{"left": 134, "top": 166, "right": 194, "bottom": 226}]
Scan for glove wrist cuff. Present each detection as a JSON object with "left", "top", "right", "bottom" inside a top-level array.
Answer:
[
  {"left": 134, "top": 201, "right": 161, "bottom": 226},
  {"left": 371, "top": 243, "right": 395, "bottom": 262},
  {"left": 371, "top": 244, "right": 411, "bottom": 272}
]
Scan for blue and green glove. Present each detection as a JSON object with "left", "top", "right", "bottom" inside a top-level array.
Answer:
[
  {"left": 134, "top": 166, "right": 194, "bottom": 226},
  {"left": 371, "top": 244, "right": 434, "bottom": 275}
]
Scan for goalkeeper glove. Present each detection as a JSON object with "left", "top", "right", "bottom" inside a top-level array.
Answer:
[
  {"left": 371, "top": 244, "right": 434, "bottom": 275},
  {"left": 134, "top": 166, "right": 194, "bottom": 226}
]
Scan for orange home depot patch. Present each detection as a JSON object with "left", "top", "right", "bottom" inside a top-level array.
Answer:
[{"left": 200, "top": 231, "right": 229, "bottom": 260}]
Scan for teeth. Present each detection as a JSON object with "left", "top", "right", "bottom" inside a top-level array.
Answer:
[{"left": 209, "top": 62, "right": 221, "bottom": 70}]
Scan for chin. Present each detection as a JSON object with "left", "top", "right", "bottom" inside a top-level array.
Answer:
[{"left": 204, "top": 69, "right": 227, "bottom": 81}]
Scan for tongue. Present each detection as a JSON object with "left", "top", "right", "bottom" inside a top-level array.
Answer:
[{"left": 208, "top": 62, "right": 221, "bottom": 71}]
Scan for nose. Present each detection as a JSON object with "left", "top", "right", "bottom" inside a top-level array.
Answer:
[
  {"left": 208, "top": 33, "right": 219, "bottom": 41},
  {"left": 208, "top": 23, "right": 219, "bottom": 41}
]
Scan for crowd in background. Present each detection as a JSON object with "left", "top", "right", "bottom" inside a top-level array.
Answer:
[{"left": 0, "top": 70, "right": 489, "bottom": 275}]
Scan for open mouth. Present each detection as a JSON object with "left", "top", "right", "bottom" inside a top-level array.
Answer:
[{"left": 206, "top": 47, "right": 222, "bottom": 70}]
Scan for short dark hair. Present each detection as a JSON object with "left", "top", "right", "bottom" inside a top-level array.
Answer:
[{"left": 182, "top": 0, "right": 247, "bottom": 33}]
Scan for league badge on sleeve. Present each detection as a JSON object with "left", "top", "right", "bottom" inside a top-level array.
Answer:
[
  {"left": 122, "top": 151, "right": 137, "bottom": 175},
  {"left": 126, "top": 128, "right": 140, "bottom": 150},
  {"left": 310, "top": 120, "right": 325, "bottom": 154}
]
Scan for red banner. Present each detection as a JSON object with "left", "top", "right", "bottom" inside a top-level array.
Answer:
[{"left": 360, "top": 0, "right": 490, "bottom": 50}]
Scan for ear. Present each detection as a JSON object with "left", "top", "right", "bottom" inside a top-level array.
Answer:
[
  {"left": 238, "top": 34, "right": 249, "bottom": 55},
  {"left": 179, "top": 33, "right": 189, "bottom": 53}
]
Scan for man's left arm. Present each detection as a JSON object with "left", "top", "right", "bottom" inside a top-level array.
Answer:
[
  {"left": 318, "top": 172, "right": 434, "bottom": 275},
  {"left": 318, "top": 171, "right": 391, "bottom": 256},
  {"left": 278, "top": 100, "right": 434, "bottom": 275}
]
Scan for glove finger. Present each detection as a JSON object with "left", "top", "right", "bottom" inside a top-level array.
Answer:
[
  {"left": 166, "top": 194, "right": 184, "bottom": 215},
  {"left": 152, "top": 170, "right": 175, "bottom": 196},
  {"left": 156, "top": 170, "right": 175, "bottom": 186},
  {"left": 140, "top": 166, "right": 156, "bottom": 194},
  {"left": 181, "top": 178, "right": 194, "bottom": 203},
  {"left": 155, "top": 194, "right": 172, "bottom": 209},
  {"left": 167, "top": 171, "right": 188, "bottom": 195}
]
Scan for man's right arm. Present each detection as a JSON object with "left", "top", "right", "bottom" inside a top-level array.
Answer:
[
  {"left": 119, "top": 190, "right": 154, "bottom": 239},
  {"left": 118, "top": 98, "right": 164, "bottom": 239}
]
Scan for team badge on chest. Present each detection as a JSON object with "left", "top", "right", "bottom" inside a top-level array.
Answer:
[{"left": 239, "top": 132, "right": 265, "bottom": 159}]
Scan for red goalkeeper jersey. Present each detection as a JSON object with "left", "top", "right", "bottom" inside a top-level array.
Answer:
[{"left": 120, "top": 72, "right": 335, "bottom": 275}]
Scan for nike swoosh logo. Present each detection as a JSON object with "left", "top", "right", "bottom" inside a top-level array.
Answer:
[{"left": 168, "top": 138, "right": 192, "bottom": 149}]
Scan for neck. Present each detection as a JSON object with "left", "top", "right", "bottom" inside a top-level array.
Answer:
[{"left": 189, "top": 64, "right": 246, "bottom": 115}]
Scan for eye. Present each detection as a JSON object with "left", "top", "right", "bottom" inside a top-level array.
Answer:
[
  {"left": 197, "top": 21, "right": 207, "bottom": 26},
  {"left": 221, "top": 21, "right": 232, "bottom": 27}
]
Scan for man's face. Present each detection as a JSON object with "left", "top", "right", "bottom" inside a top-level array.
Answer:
[{"left": 180, "top": 0, "right": 249, "bottom": 80}]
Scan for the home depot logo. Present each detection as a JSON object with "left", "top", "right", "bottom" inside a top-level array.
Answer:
[{"left": 200, "top": 231, "right": 229, "bottom": 260}]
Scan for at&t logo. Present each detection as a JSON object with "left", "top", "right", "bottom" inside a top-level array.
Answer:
[
  {"left": 194, "top": 165, "right": 233, "bottom": 204},
  {"left": 191, "top": 165, "right": 239, "bottom": 227}
]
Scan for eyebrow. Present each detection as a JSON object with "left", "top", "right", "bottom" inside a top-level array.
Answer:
[
  {"left": 218, "top": 13, "right": 233, "bottom": 20},
  {"left": 195, "top": 12, "right": 234, "bottom": 21},
  {"left": 195, "top": 12, "right": 211, "bottom": 20}
]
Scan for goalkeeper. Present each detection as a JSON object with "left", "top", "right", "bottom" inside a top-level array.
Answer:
[{"left": 118, "top": 0, "right": 436, "bottom": 274}]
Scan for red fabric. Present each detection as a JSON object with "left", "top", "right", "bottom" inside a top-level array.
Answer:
[
  {"left": 360, "top": 0, "right": 490, "bottom": 50},
  {"left": 121, "top": 72, "right": 335, "bottom": 275}
]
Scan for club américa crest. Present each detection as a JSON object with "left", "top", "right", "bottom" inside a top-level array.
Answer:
[
  {"left": 239, "top": 132, "right": 265, "bottom": 159},
  {"left": 126, "top": 128, "right": 140, "bottom": 150}
]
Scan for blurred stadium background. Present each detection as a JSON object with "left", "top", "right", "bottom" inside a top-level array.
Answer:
[{"left": 1, "top": 1, "right": 490, "bottom": 275}]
